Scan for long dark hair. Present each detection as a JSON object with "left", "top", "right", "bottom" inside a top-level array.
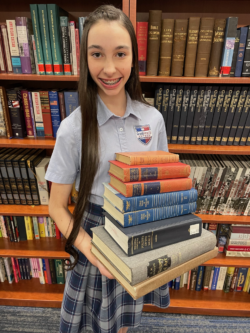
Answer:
[{"left": 64, "top": 5, "right": 150, "bottom": 270}]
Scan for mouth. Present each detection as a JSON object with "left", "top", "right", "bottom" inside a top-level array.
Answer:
[{"left": 98, "top": 78, "right": 122, "bottom": 86}]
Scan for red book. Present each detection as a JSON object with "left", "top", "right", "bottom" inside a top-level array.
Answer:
[
  {"left": 109, "top": 173, "right": 192, "bottom": 197},
  {"left": 11, "top": 257, "right": 19, "bottom": 283},
  {"left": 109, "top": 160, "right": 191, "bottom": 182},
  {"left": 44, "top": 258, "right": 52, "bottom": 284},
  {"left": 230, "top": 226, "right": 250, "bottom": 234},
  {"left": 226, "top": 245, "right": 250, "bottom": 252},
  {"left": 136, "top": 22, "right": 148, "bottom": 76},
  {"left": 15, "top": 258, "right": 21, "bottom": 279},
  {"left": 54, "top": 221, "right": 61, "bottom": 240},
  {"left": 75, "top": 28, "right": 80, "bottom": 75},
  {"left": 21, "top": 90, "right": 35, "bottom": 137},
  {"left": 39, "top": 91, "right": 53, "bottom": 138}
]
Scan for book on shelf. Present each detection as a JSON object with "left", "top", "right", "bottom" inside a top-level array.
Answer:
[
  {"left": 158, "top": 19, "right": 174, "bottom": 76},
  {"left": 184, "top": 17, "right": 200, "bottom": 77},
  {"left": 229, "top": 29, "right": 241, "bottom": 77},
  {"left": 171, "top": 19, "right": 188, "bottom": 77}
]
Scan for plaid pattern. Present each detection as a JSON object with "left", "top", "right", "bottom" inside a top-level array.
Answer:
[{"left": 60, "top": 202, "right": 170, "bottom": 333}]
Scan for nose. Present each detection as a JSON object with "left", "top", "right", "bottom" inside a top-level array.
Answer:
[{"left": 103, "top": 58, "right": 116, "bottom": 76}]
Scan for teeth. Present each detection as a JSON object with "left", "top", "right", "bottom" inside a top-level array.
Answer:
[{"left": 101, "top": 78, "right": 120, "bottom": 85}]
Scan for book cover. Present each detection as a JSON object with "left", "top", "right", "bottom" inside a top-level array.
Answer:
[
  {"left": 171, "top": 19, "right": 188, "bottom": 76},
  {"left": 158, "top": 19, "right": 174, "bottom": 76},
  {"left": 184, "top": 17, "right": 200, "bottom": 77}
]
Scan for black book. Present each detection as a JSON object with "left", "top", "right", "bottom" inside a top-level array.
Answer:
[
  {"left": 214, "top": 85, "right": 233, "bottom": 145},
  {"left": 15, "top": 216, "right": 27, "bottom": 241},
  {"left": 196, "top": 86, "right": 213, "bottom": 144},
  {"left": 190, "top": 86, "right": 205, "bottom": 144},
  {"left": 234, "top": 90, "right": 250, "bottom": 145},
  {"left": 166, "top": 85, "right": 177, "bottom": 143},
  {"left": 208, "top": 86, "right": 226, "bottom": 145},
  {"left": 177, "top": 85, "right": 191, "bottom": 144},
  {"left": 184, "top": 86, "right": 199, "bottom": 144},
  {"left": 104, "top": 211, "right": 202, "bottom": 256},
  {"left": 242, "top": 26, "right": 250, "bottom": 77},
  {"left": 5, "top": 216, "right": 14, "bottom": 242},
  {"left": 6, "top": 88, "right": 27, "bottom": 138},
  {"left": 229, "top": 29, "right": 241, "bottom": 77},
  {"left": 171, "top": 86, "right": 184, "bottom": 143},
  {"left": 49, "top": 259, "right": 57, "bottom": 284},
  {"left": 0, "top": 148, "right": 12, "bottom": 204},
  {"left": 221, "top": 86, "right": 241, "bottom": 145},
  {"left": 17, "top": 258, "right": 24, "bottom": 280},
  {"left": 201, "top": 86, "right": 219, "bottom": 145},
  {"left": 27, "top": 150, "right": 46, "bottom": 205},
  {"left": 227, "top": 86, "right": 248, "bottom": 145},
  {"left": 0, "top": 150, "right": 15, "bottom": 205},
  {"left": 243, "top": 111, "right": 250, "bottom": 146},
  {"left": 154, "top": 84, "right": 164, "bottom": 113},
  {"left": 161, "top": 84, "right": 170, "bottom": 126}
]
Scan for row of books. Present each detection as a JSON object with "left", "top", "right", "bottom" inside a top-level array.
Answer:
[
  {"left": 0, "top": 215, "right": 64, "bottom": 241},
  {"left": 90, "top": 151, "right": 217, "bottom": 299},
  {"left": 153, "top": 84, "right": 250, "bottom": 146},
  {"left": 138, "top": 13, "right": 247, "bottom": 77},
  {"left": 170, "top": 265, "right": 250, "bottom": 293},
  {"left": 0, "top": 86, "right": 79, "bottom": 139},
  {"left": 179, "top": 154, "right": 250, "bottom": 216},
  {"left": 0, "top": 4, "right": 85, "bottom": 75},
  {"left": 0, "top": 256, "right": 67, "bottom": 284}
]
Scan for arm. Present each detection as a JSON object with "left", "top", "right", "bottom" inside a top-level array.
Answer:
[{"left": 49, "top": 182, "right": 114, "bottom": 279}]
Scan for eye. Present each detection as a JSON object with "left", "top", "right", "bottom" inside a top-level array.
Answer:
[
  {"left": 117, "top": 52, "right": 126, "bottom": 58},
  {"left": 92, "top": 52, "right": 102, "bottom": 58}
]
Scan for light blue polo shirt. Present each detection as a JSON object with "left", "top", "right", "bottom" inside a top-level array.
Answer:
[{"left": 45, "top": 90, "right": 168, "bottom": 205}]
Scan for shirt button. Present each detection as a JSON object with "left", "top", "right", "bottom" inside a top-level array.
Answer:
[{"left": 119, "top": 128, "right": 123, "bottom": 132}]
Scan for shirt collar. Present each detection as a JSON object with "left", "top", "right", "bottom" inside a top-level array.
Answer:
[{"left": 97, "top": 91, "right": 142, "bottom": 126}]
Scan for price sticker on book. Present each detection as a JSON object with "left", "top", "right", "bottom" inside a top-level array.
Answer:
[{"left": 189, "top": 223, "right": 200, "bottom": 235}]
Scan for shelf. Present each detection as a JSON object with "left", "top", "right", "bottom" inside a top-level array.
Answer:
[
  {"left": 143, "top": 289, "right": 250, "bottom": 317},
  {"left": 2, "top": 73, "right": 250, "bottom": 84},
  {"left": 0, "top": 137, "right": 56, "bottom": 148},
  {"left": 0, "top": 238, "right": 69, "bottom": 259},
  {"left": 168, "top": 144, "right": 250, "bottom": 154}
]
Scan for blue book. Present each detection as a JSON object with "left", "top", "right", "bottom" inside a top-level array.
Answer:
[
  {"left": 195, "top": 266, "right": 205, "bottom": 291},
  {"left": 235, "top": 267, "right": 248, "bottom": 291},
  {"left": 104, "top": 196, "right": 197, "bottom": 227},
  {"left": 104, "top": 183, "right": 198, "bottom": 213},
  {"left": 175, "top": 276, "right": 181, "bottom": 290},
  {"left": 168, "top": 280, "right": 173, "bottom": 288},
  {"left": 49, "top": 91, "right": 61, "bottom": 137},
  {"left": 211, "top": 266, "right": 220, "bottom": 290},
  {"left": 235, "top": 27, "right": 248, "bottom": 77},
  {"left": 64, "top": 91, "right": 79, "bottom": 117},
  {"left": 79, "top": 17, "right": 86, "bottom": 42}
]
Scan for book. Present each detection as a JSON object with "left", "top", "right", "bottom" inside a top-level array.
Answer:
[
  {"left": 195, "top": 266, "right": 205, "bottom": 291},
  {"left": 0, "top": 23, "right": 13, "bottom": 73},
  {"left": 208, "top": 19, "right": 226, "bottom": 77},
  {"left": 39, "top": 91, "right": 53, "bottom": 138},
  {"left": 115, "top": 151, "right": 179, "bottom": 165},
  {"left": 235, "top": 27, "right": 248, "bottom": 77},
  {"left": 177, "top": 85, "right": 191, "bottom": 144},
  {"left": 161, "top": 85, "right": 170, "bottom": 125},
  {"left": 171, "top": 19, "right": 188, "bottom": 76},
  {"left": 91, "top": 224, "right": 216, "bottom": 286},
  {"left": 21, "top": 90, "right": 35, "bottom": 138},
  {"left": 196, "top": 86, "right": 212, "bottom": 144},
  {"left": 229, "top": 29, "right": 241, "bottom": 77},
  {"left": 203, "top": 266, "right": 213, "bottom": 290},
  {"left": 0, "top": 86, "right": 13, "bottom": 138},
  {"left": 146, "top": 10, "right": 162, "bottom": 76},
  {"left": 103, "top": 182, "right": 197, "bottom": 214},
  {"left": 183, "top": 86, "right": 198, "bottom": 144},
  {"left": 211, "top": 266, "right": 220, "bottom": 290},
  {"left": 242, "top": 26, "right": 250, "bottom": 77},
  {"left": 104, "top": 211, "right": 201, "bottom": 255},
  {"left": 190, "top": 85, "right": 205, "bottom": 144},
  {"left": 220, "top": 17, "right": 238, "bottom": 77},
  {"left": 109, "top": 174, "right": 192, "bottom": 198},
  {"left": 195, "top": 18, "right": 215, "bottom": 77},
  {"left": 216, "top": 266, "right": 227, "bottom": 290},
  {"left": 136, "top": 22, "right": 148, "bottom": 76},
  {"left": 6, "top": 20, "right": 22, "bottom": 74},
  {"left": 154, "top": 84, "right": 163, "bottom": 112},
  {"left": 0, "top": 28, "right": 8, "bottom": 73},
  {"left": 171, "top": 85, "right": 184, "bottom": 143},
  {"left": 166, "top": 85, "right": 177, "bottom": 142},
  {"left": 235, "top": 267, "right": 248, "bottom": 291},
  {"left": 103, "top": 196, "right": 197, "bottom": 228},
  {"left": 31, "top": 92, "right": 45, "bottom": 137},
  {"left": 64, "top": 91, "right": 79, "bottom": 117},
  {"left": 184, "top": 17, "right": 200, "bottom": 77},
  {"left": 60, "top": 17, "right": 72, "bottom": 75},
  {"left": 109, "top": 160, "right": 191, "bottom": 182},
  {"left": 158, "top": 19, "right": 174, "bottom": 76},
  {"left": 48, "top": 91, "right": 61, "bottom": 137},
  {"left": 35, "top": 156, "right": 50, "bottom": 205}
]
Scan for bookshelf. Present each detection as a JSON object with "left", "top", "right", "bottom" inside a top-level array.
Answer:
[{"left": 0, "top": 0, "right": 250, "bottom": 318}]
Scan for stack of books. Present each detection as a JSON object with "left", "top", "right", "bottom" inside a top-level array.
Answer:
[{"left": 91, "top": 151, "right": 218, "bottom": 299}]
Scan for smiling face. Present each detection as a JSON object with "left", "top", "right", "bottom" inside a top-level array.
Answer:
[{"left": 87, "top": 20, "right": 133, "bottom": 99}]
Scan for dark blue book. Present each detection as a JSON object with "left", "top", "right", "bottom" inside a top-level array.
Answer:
[
  {"left": 48, "top": 91, "right": 61, "bottom": 137},
  {"left": 168, "top": 280, "right": 173, "bottom": 288},
  {"left": 235, "top": 268, "right": 248, "bottom": 291},
  {"left": 154, "top": 84, "right": 163, "bottom": 113},
  {"left": 174, "top": 276, "right": 181, "bottom": 290},
  {"left": 104, "top": 211, "right": 202, "bottom": 256},
  {"left": 161, "top": 85, "right": 170, "bottom": 125},
  {"left": 235, "top": 27, "right": 248, "bottom": 77},
  {"left": 211, "top": 266, "right": 220, "bottom": 290},
  {"left": 195, "top": 266, "right": 205, "bottom": 291},
  {"left": 64, "top": 91, "right": 79, "bottom": 117},
  {"left": 104, "top": 183, "right": 198, "bottom": 213}
]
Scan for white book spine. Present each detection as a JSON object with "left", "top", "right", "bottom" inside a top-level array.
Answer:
[
  {"left": 48, "top": 217, "right": 53, "bottom": 237},
  {"left": 38, "top": 258, "right": 45, "bottom": 284},
  {"left": 35, "top": 162, "right": 49, "bottom": 205},
  {"left": 31, "top": 92, "right": 44, "bottom": 122},
  {"left": 225, "top": 251, "right": 250, "bottom": 257},
  {"left": 0, "top": 257, "right": 7, "bottom": 282},
  {"left": 229, "top": 232, "right": 250, "bottom": 240},
  {"left": 43, "top": 217, "right": 48, "bottom": 237},
  {"left": 29, "top": 258, "right": 34, "bottom": 277},
  {"left": 32, "top": 217, "right": 40, "bottom": 239},
  {"left": 208, "top": 269, "right": 214, "bottom": 290},
  {"left": 216, "top": 266, "right": 227, "bottom": 290},
  {"left": 6, "top": 20, "right": 20, "bottom": 57},
  {"left": 70, "top": 22, "right": 77, "bottom": 75},
  {"left": 3, "top": 257, "right": 14, "bottom": 283},
  {"left": 1, "top": 25, "right": 13, "bottom": 72}
]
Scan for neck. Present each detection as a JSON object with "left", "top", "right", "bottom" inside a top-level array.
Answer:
[{"left": 98, "top": 88, "right": 127, "bottom": 117}]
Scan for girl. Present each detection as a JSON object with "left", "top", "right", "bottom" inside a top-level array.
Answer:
[{"left": 45, "top": 5, "right": 169, "bottom": 333}]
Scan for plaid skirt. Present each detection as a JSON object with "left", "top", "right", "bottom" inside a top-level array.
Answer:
[{"left": 60, "top": 202, "right": 170, "bottom": 333}]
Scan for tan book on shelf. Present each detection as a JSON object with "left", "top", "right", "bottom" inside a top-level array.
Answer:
[
  {"left": 195, "top": 18, "right": 215, "bottom": 77},
  {"left": 208, "top": 19, "right": 226, "bottom": 77},
  {"left": 91, "top": 243, "right": 218, "bottom": 300},
  {"left": 146, "top": 10, "right": 162, "bottom": 76},
  {"left": 158, "top": 19, "right": 175, "bottom": 76},
  {"left": 184, "top": 17, "right": 200, "bottom": 77},
  {"left": 171, "top": 19, "right": 188, "bottom": 77}
]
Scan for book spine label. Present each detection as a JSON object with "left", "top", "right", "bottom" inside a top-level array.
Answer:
[
  {"left": 60, "top": 17, "right": 72, "bottom": 75},
  {"left": 30, "top": 4, "right": 45, "bottom": 74},
  {"left": 6, "top": 20, "right": 22, "bottom": 74}
]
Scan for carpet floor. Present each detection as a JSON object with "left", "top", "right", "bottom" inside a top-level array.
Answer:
[{"left": 1, "top": 306, "right": 250, "bottom": 333}]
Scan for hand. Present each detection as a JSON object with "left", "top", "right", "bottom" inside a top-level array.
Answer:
[{"left": 96, "top": 259, "right": 115, "bottom": 279}]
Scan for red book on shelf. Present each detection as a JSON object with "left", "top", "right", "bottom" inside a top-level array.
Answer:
[
  {"left": 54, "top": 221, "right": 61, "bottom": 240},
  {"left": 44, "top": 258, "right": 52, "bottom": 284},
  {"left": 39, "top": 91, "right": 53, "bottom": 138},
  {"left": 11, "top": 257, "right": 19, "bottom": 283},
  {"left": 136, "top": 22, "right": 148, "bottom": 76},
  {"left": 109, "top": 160, "right": 191, "bottom": 182},
  {"left": 75, "top": 28, "right": 80, "bottom": 75}
]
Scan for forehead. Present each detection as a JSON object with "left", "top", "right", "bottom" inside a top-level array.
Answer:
[{"left": 87, "top": 20, "right": 131, "bottom": 48}]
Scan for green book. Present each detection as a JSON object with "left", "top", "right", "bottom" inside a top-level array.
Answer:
[
  {"left": 47, "top": 4, "right": 66, "bottom": 75},
  {"left": 55, "top": 259, "right": 65, "bottom": 284},
  {"left": 38, "top": 4, "right": 54, "bottom": 75},
  {"left": 30, "top": 4, "right": 45, "bottom": 75}
]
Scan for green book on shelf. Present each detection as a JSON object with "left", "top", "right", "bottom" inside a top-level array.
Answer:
[{"left": 55, "top": 259, "right": 65, "bottom": 284}]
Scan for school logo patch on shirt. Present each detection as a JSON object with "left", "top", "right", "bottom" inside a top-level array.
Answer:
[{"left": 134, "top": 125, "right": 152, "bottom": 145}]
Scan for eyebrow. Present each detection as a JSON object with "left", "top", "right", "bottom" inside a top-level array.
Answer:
[{"left": 88, "top": 45, "right": 130, "bottom": 50}]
